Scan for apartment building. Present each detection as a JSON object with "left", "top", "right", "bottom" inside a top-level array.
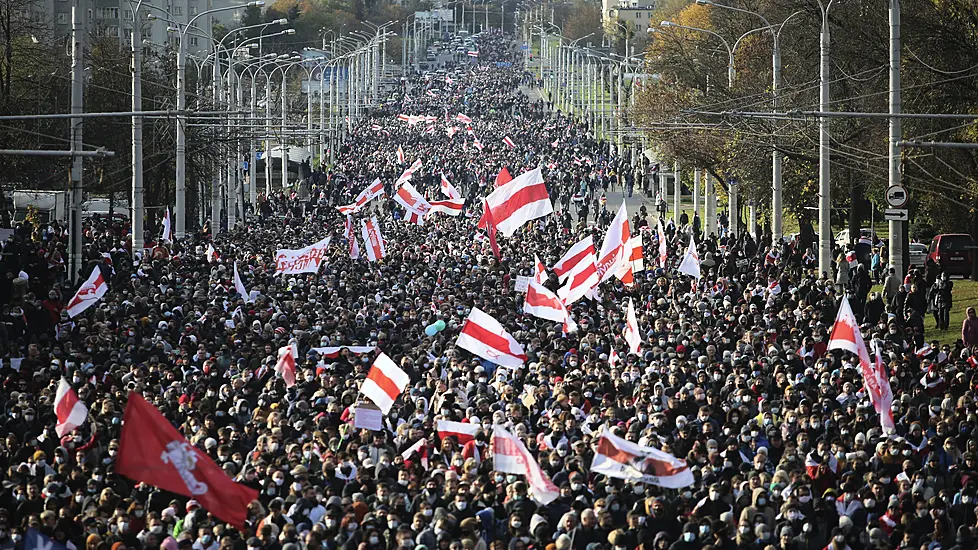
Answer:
[{"left": 33, "top": 0, "right": 247, "bottom": 55}]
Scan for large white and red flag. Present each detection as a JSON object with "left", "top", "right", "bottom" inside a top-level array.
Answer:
[
  {"left": 233, "top": 261, "right": 252, "bottom": 303},
  {"left": 344, "top": 216, "right": 361, "bottom": 259},
  {"left": 440, "top": 173, "right": 462, "bottom": 199},
  {"left": 54, "top": 377, "right": 88, "bottom": 436},
  {"left": 337, "top": 178, "right": 384, "bottom": 215},
  {"left": 437, "top": 420, "right": 479, "bottom": 444},
  {"left": 401, "top": 439, "right": 429, "bottom": 469},
  {"left": 657, "top": 219, "right": 668, "bottom": 268},
  {"left": 483, "top": 167, "right": 552, "bottom": 237},
  {"left": 502, "top": 136, "right": 516, "bottom": 149},
  {"left": 206, "top": 243, "right": 220, "bottom": 263},
  {"left": 447, "top": 126, "right": 459, "bottom": 138},
  {"left": 66, "top": 268, "right": 108, "bottom": 318},
  {"left": 396, "top": 145, "right": 405, "bottom": 164},
  {"left": 361, "top": 217, "right": 386, "bottom": 262},
  {"left": 394, "top": 181, "right": 433, "bottom": 219},
  {"left": 595, "top": 202, "right": 630, "bottom": 284},
  {"left": 829, "top": 296, "right": 895, "bottom": 432},
  {"left": 456, "top": 307, "right": 527, "bottom": 367},
  {"left": 492, "top": 425, "right": 559, "bottom": 504},
  {"left": 677, "top": 234, "right": 701, "bottom": 279},
  {"left": 456, "top": 113, "right": 472, "bottom": 124},
  {"left": 554, "top": 236, "right": 599, "bottom": 305},
  {"left": 478, "top": 199, "right": 501, "bottom": 259},
  {"left": 361, "top": 352, "right": 410, "bottom": 414},
  {"left": 591, "top": 427, "right": 694, "bottom": 488},
  {"left": 624, "top": 297, "right": 642, "bottom": 355},
  {"left": 472, "top": 137, "right": 484, "bottom": 151},
  {"left": 276, "top": 342, "right": 298, "bottom": 388}
]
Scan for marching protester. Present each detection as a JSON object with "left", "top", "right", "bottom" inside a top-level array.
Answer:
[{"left": 0, "top": 29, "right": 974, "bottom": 550}]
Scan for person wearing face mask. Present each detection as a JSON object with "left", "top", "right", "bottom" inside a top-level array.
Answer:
[
  {"left": 667, "top": 524, "right": 701, "bottom": 550},
  {"left": 738, "top": 488, "right": 775, "bottom": 529}
]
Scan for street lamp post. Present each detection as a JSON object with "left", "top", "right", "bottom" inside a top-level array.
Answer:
[
  {"left": 696, "top": 2, "right": 802, "bottom": 241},
  {"left": 174, "top": 1, "right": 262, "bottom": 239},
  {"left": 817, "top": 0, "right": 841, "bottom": 276}
]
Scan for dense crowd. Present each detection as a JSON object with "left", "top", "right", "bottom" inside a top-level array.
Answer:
[{"left": 2, "top": 29, "right": 978, "bottom": 550}]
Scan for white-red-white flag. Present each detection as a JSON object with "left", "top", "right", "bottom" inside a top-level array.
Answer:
[
  {"left": 492, "top": 425, "right": 559, "bottom": 504},
  {"left": 624, "top": 297, "right": 641, "bottom": 355},
  {"left": 206, "top": 243, "right": 219, "bottom": 263},
  {"left": 394, "top": 181, "right": 433, "bottom": 219},
  {"left": 555, "top": 236, "right": 600, "bottom": 305},
  {"left": 677, "top": 234, "right": 701, "bottom": 279},
  {"left": 428, "top": 198, "right": 465, "bottom": 217},
  {"left": 233, "top": 261, "right": 252, "bottom": 303},
  {"left": 440, "top": 173, "right": 462, "bottom": 199},
  {"left": 54, "top": 377, "right": 88, "bottom": 437},
  {"left": 829, "top": 296, "right": 895, "bottom": 432},
  {"left": 657, "top": 219, "right": 668, "bottom": 268},
  {"left": 161, "top": 207, "right": 172, "bottom": 241},
  {"left": 396, "top": 145, "right": 405, "bottom": 164},
  {"left": 337, "top": 178, "right": 384, "bottom": 215},
  {"left": 361, "top": 217, "right": 385, "bottom": 261},
  {"left": 533, "top": 254, "right": 547, "bottom": 284},
  {"left": 66, "top": 268, "right": 108, "bottom": 318},
  {"left": 276, "top": 342, "right": 298, "bottom": 388},
  {"left": 456, "top": 113, "right": 472, "bottom": 124},
  {"left": 456, "top": 307, "right": 527, "bottom": 368},
  {"left": 616, "top": 235, "right": 644, "bottom": 286},
  {"left": 502, "top": 136, "right": 516, "bottom": 149},
  {"left": 591, "top": 427, "right": 694, "bottom": 488},
  {"left": 344, "top": 216, "right": 361, "bottom": 259},
  {"left": 472, "top": 138, "right": 484, "bottom": 151},
  {"left": 608, "top": 348, "right": 620, "bottom": 368},
  {"left": 395, "top": 159, "right": 424, "bottom": 187},
  {"left": 483, "top": 167, "right": 552, "bottom": 237},
  {"left": 361, "top": 352, "right": 410, "bottom": 414},
  {"left": 447, "top": 126, "right": 459, "bottom": 138},
  {"left": 595, "top": 203, "right": 630, "bottom": 284},
  {"left": 524, "top": 277, "right": 569, "bottom": 323},
  {"left": 437, "top": 420, "right": 479, "bottom": 444},
  {"left": 401, "top": 439, "right": 429, "bottom": 469}
]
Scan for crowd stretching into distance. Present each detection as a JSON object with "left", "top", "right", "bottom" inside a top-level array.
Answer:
[{"left": 4, "top": 30, "right": 978, "bottom": 550}]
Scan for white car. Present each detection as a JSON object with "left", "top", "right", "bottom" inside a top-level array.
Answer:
[{"left": 909, "top": 243, "right": 928, "bottom": 267}]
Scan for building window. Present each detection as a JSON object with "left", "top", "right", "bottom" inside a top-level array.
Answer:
[
  {"left": 635, "top": 11, "right": 641, "bottom": 18},
  {"left": 173, "top": 6, "right": 182, "bottom": 15},
  {"left": 189, "top": 36, "right": 198, "bottom": 46},
  {"left": 124, "top": 9, "right": 132, "bottom": 19},
  {"left": 189, "top": 5, "right": 197, "bottom": 14},
  {"left": 56, "top": 12, "right": 69, "bottom": 23}
]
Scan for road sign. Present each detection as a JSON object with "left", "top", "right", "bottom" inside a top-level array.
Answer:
[
  {"left": 521, "top": 43, "right": 529, "bottom": 51},
  {"left": 885, "top": 185, "right": 908, "bottom": 208},
  {"left": 884, "top": 208, "right": 909, "bottom": 221}
]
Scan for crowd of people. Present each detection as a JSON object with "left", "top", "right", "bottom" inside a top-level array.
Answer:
[{"left": 3, "top": 29, "right": 978, "bottom": 550}]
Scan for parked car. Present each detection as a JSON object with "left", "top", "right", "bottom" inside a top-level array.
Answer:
[
  {"left": 909, "top": 242, "right": 928, "bottom": 268},
  {"left": 928, "top": 233, "right": 975, "bottom": 276},
  {"left": 835, "top": 228, "right": 876, "bottom": 247}
]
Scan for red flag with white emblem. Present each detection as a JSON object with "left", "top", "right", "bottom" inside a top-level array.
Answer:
[
  {"left": 66, "top": 268, "right": 108, "bottom": 318},
  {"left": 116, "top": 393, "right": 258, "bottom": 529}
]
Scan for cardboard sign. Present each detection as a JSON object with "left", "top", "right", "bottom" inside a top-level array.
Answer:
[
  {"left": 353, "top": 402, "right": 384, "bottom": 431},
  {"left": 514, "top": 275, "right": 531, "bottom": 293}
]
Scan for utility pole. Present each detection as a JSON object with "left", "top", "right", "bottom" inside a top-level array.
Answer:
[
  {"left": 130, "top": 4, "right": 144, "bottom": 253},
  {"left": 888, "top": 0, "right": 904, "bottom": 277},
  {"left": 69, "top": 0, "right": 85, "bottom": 282}
]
